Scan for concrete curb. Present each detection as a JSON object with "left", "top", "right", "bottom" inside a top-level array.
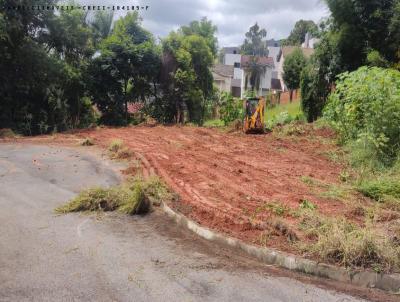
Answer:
[{"left": 160, "top": 202, "right": 400, "bottom": 294}]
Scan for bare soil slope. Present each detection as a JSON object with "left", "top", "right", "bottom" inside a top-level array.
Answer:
[{"left": 66, "top": 125, "right": 358, "bottom": 252}]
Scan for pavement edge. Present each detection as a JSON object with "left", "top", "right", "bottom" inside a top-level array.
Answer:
[{"left": 160, "top": 201, "right": 400, "bottom": 294}]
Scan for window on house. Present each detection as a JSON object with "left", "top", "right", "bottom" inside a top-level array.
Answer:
[
  {"left": 233, "top": 50, "right": 237, "bottom": 54},
  {"left": 234, "top": 62, "right": 240, "bottom": 68}
]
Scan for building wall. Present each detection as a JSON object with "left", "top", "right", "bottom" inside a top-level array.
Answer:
[
  {"left": 279, "top": 89, "right": 300, "bottom": 104},
  {"left": 267, "top": 46, "right": 280, "bottom": 76},
  {"left": 224, "top": 54, "right": 241, "bottom": 66},
  {"left": 233, "top": 67, "right": 242, "bottom": 79},
  {"left": 277, "top": 55, "right": 287, "bottom": 92}
]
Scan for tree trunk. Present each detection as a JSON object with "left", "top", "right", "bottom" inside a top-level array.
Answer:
[{"left": 289, "top": 90, "right": 293, "bottom": 103}]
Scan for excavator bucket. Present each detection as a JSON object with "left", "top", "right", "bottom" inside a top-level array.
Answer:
[{"left": 243, "top": 97, "right": 265, "bottom": 134}]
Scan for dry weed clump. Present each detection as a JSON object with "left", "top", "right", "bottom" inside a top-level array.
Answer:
[
  {"left": 299, "top": 212, "right": 400, "bottom": 272},
  {"left": 108, "top": 139, "right": 132, "bottom": 159}
]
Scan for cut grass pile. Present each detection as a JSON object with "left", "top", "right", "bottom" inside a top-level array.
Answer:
[
  {"left": 108, "top": 139, "right": 132, "bottom": 159},
  {"left": 55, "top": 176, "right": 176, "bottom": 215}
]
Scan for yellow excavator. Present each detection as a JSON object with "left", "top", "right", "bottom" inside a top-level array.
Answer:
[{"left": 243, "top": 97, "right": 265, "bottom": 134}]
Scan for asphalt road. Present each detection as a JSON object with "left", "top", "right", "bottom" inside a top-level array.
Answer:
[{"left": 0, "top": 144, "right": 369, "bottom": 302}]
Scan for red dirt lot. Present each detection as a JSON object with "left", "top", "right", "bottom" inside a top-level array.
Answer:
[{"left": 64, "top": 124, "right": 356, "bottom": 253}]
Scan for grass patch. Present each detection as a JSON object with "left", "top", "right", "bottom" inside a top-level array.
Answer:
[
  {"left": 299, "top": 213, "right": 400, "bottom": 272},
  {"left": 358, "top": 179, "right": 400, "bottom": 202},
  {"left": 55, "top": 176, "right": 175, "bottom": 215},
  {"left": 108, "top": 139, "right": 132, "bottom": 159},
  {"left": 320, "top": 184, "right": 348, "bottom": 201},
  {"left": 320, "top": 150, "right": 345, "bottom": 164},
  {"left": 300, "top": 176, "right": 316, "bottom": 186},
  {"left": 265, "top": 101, "right": 302, "bottom": 123},
  {"left": 299, "top": 199, "right": 317, "bottom": 211},
  {"left": 267, "top": 202, "right": 288, "bottom": 216},
  {"left": 252, "top": 201, "right": 290, "bottom": 220},
  {"left": 204, "top": 119, "right": 225, "bottom": 128}
]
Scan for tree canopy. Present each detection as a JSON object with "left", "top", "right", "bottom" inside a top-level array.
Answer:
[
  {"left": 325, "top": 0, "right": 400, "bottom": 71},
  {"left": 87, "top": 12, "right": 160, "bottom": 125},
  {"left": 283, "top": 20, "right": 319, "bottom": 46},
  {"left": 151, "top": 22, "right": 215, "bottom": 125},
  {"left": 0, "top": 4, "right": 217, "bottom": 132},
  {"left": 0, "top": 0, "right": 96, "bottom": 134},
  {"left": 241, "top": 23, "right": 268, "bottom": 56},
  {"left": 283, "top": 48, "right": 307, "bottom": 101}
]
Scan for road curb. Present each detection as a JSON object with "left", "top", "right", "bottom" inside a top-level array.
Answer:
[{"left": 160, "top": 201, "right": 400, "bottom": 294}]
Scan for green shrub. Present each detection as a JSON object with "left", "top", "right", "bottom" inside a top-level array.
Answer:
[
  {"left": 324, "top": 67, "right": 400, "bottom": 164},
  {"left": 219, "top": 92, "right": 242, "bottom": 126},
  {"left": 274, "top": 111, "right": 292, "bottom": 125},
  {"left": 300, "top": 63, "right": 330, "bottom": 122}
]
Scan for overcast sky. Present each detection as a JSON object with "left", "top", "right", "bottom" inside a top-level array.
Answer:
[{"left": 86, "top": 0, "right": 329, "bottom": 46}]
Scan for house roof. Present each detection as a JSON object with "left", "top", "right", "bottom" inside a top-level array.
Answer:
[
  {"left": 281, "top": 46, "right": 314, "bottom": 59},
  {"left": 266, "top": 39, "right": 281, "bottom": 47},
  {"left": 212, "top": 64, "right": 234, "bottom": 78},
  {"left": 240, "top": 55, "right": 274, "bottom": 68},
  {"left": 222, "top": 47, "right": 240, "bottom": 54},
  {"left": 271, "top": 78, "right": 282, "bottom": 91}
]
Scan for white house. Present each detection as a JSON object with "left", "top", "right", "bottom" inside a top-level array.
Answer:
[
  {"left": 240, "top": 55, "right": 274, "bottom": 98},
  {"left": 213, "top": 47, "right": 275, "bottom": 98}
]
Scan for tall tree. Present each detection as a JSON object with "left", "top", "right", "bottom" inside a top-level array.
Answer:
[
  {"left": 46, "top": 5, "right": 95, "bottom": 127},
  {"left": 180, "top": 17, "right": 218, "bottom": 58},
  {"left": 0, "top": 0, "right": 96, "bottom": 133},
  {"left": 241, "top": 23, "right": 268, "bottom": 56},
  {"left": 154, "top": 19, "right": 216, "bottom": 125},
  {"left": 87, "top": 12, "right": 160, "bottom": 125},
  {"left": 300, "top": 21, "right": 340, "bottom": 122},
  {"left": 283, "top": 20, "right": 319, "bottom": 46},
  {"left": 283, "top": 48, "right": 307, "bottom": 102}
]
